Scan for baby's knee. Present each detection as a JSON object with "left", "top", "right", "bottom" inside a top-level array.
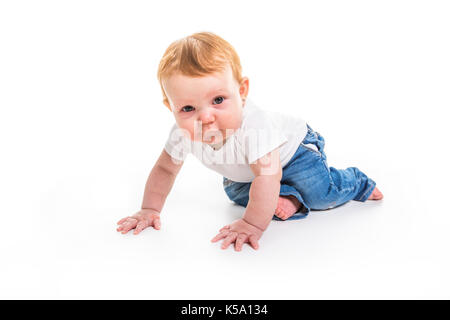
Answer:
[{"left": 302, "top": 187, "right": 341, "bottom": 210}]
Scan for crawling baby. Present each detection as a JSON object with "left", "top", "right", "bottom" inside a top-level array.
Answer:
[{"left": 116, "top": 32, "right": 383, "bottom": 251}]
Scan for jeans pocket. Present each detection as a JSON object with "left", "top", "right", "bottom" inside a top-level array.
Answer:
[
  {"left": 223, "top": 177, "right": 235, "bottom": 188},
  {"left": 303, "top": 125, "right": 325, "bottom": 156},
  {"left": 301, "top": 141, "right": 322, "bottom": 157}
]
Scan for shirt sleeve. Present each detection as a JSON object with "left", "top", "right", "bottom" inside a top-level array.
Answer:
[
  {"left": 164, "top": 123, "right": 191, "bottom": 161},
  {"left": 240, "top": 107, "right": 288, "bottom": 164}
]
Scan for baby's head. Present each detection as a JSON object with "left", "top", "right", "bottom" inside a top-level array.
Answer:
[{"left": 157, "top": 32, "right": 249, "bottom": 146}]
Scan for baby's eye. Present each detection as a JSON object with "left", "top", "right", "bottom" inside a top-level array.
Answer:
[
  {"left": 213, "top": 96, "right": 224, "bottom": 105},
  {"left": 181, "top": 105, "right": 195, "bottom": 112}
]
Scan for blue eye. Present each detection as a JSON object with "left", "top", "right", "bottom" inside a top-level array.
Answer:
[
  {"left": 181, "top": 106, "right": 195, "bottom": 112},
  {"left": 213, "top": 96, "right": 224, "bottom": 105}
]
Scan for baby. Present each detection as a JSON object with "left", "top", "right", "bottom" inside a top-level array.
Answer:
[{"left": 116, "top": 32, "right": 383, "bottom": 251}]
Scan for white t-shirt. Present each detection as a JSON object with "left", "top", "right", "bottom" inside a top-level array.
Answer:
[{"left": 164, "top": 98, "right": 308, "bottom": 182}]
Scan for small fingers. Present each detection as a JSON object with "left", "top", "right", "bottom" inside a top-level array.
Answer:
[
  {"left": 152, "top": 216, "right": 161, "bottom": 230},
  {"left": 219, "top": 225, "right": 231, "bottom": 233},
  {"left": 116, "top": 219, "right": 129, "bottom": 231},
  {"left": 221, "top": 232, "right": 238, "bottom": 250},
  {"left": 133, "top": 220, "right": 148, "bottom": 235},
  {"left": 117, "top": 216, "right": 130, "bottom": 225},
  {"left": 211, "top": 229, "right": 230, "bottom": 243},
  {"left": 248, "top": 235, "right": 259, "bottom": 250},
  {"left": 118, "top": 218, "right": 137, "bottom": 234},
  {"left": 234, "top": 234, "right": 248, "bottom": 252}
]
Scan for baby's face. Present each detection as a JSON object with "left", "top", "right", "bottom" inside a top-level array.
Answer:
[{"left": 162, "top": 64, "right": 248, "bottom": 146}]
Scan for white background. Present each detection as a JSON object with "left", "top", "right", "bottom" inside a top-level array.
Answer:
[{"left": 1, "top": 0, "right": 449, "bottom": 299}]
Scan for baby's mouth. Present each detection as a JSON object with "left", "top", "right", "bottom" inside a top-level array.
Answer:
[
  {"left": 203, "top": 135, "right": 217, "bottom": 143},
  {"left": 203, "top": 129, "right": 222, "bottom": 143}
]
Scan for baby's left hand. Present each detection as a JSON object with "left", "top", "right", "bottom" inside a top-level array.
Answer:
[{"left": 211, "top": 218, "right": 263, "bottom": 251}]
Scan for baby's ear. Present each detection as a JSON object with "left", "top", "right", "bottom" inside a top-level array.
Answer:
[{"left": 163, "top": 99, "right": 172, "bottom": 111}]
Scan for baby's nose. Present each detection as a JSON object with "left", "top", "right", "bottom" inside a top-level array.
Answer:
[{"left": 199, "top": 109, "right": 215, "bottom": 124}]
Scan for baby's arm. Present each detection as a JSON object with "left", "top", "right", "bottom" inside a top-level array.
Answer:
[
  {"left": 141, "top": 149, "right": 184, "bottom": 212},
  {"left": 211, "top": 148, "right": 282, "bottom": 251},
  {"left": 116, "top": 149, "right": 183, "bottom": 234},
  {"left": 244, "top": 149, "right": 282, "bottom": 230}
]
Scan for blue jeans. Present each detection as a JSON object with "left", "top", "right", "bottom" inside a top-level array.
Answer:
[{"left": 223, "top": 124, "right": 376, "bottom": 221}]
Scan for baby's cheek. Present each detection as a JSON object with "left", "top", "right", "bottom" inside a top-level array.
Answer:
[
  {"left": 185, "top": 127, "right": 202, "bottom": 141},
  {"left": 223, "top": 112, "right": 242, "bottom": 130},
  {"left": 185, "top": 129, "right": 196, "bottom": 141},
  {"left": 175, "top": 120, "right": 196, "bottom": 141}
]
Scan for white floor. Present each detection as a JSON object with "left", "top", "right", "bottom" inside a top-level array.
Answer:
[
  {"left": 1, "top": 151, "right": 449, "bottom": 299},
  {"left": 1, "top": 1, "right": 449, "bottom": 299}
]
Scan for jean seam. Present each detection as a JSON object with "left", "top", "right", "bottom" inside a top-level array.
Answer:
[
  {"left": 357, "top": 180, "right": 376, "bottom": 201},
  {"left": 319, "top": 157, "right": 335, "bottom": 189}
]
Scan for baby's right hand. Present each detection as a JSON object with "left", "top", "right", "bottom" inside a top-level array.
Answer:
[{"left": 116, "top": 209, "right": 161, "bottom": 235}]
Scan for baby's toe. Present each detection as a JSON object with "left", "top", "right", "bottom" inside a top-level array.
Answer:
[
  {"left": 274, "top": 208, "right": 282, "bottom": 218},
  {"left": 278, "top": 209, "right": 289, "bottom": 220},
  {"left": 368, "top": 187, "right": 384, "bottom": 200},
  {"left": 275, "top": 208, "right": 281, "bottom": 217}
]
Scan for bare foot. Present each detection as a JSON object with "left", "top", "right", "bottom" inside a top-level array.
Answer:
[
  {"left": 368, "top": 187, "right": 383, "bottom": 200},
  {"left": 275, "top": 195, "right": 301, "bottom": 220}
]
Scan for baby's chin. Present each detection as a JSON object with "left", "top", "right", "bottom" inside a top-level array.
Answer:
[
  {"left": 202, "top": 135, "right": 223, "bottom": 145},
  {"left": 188, "top": 128, "right": 238, "bottom": 144},
  {"left": 201, "top": 129, "right": 226, "bottom": 143}
]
